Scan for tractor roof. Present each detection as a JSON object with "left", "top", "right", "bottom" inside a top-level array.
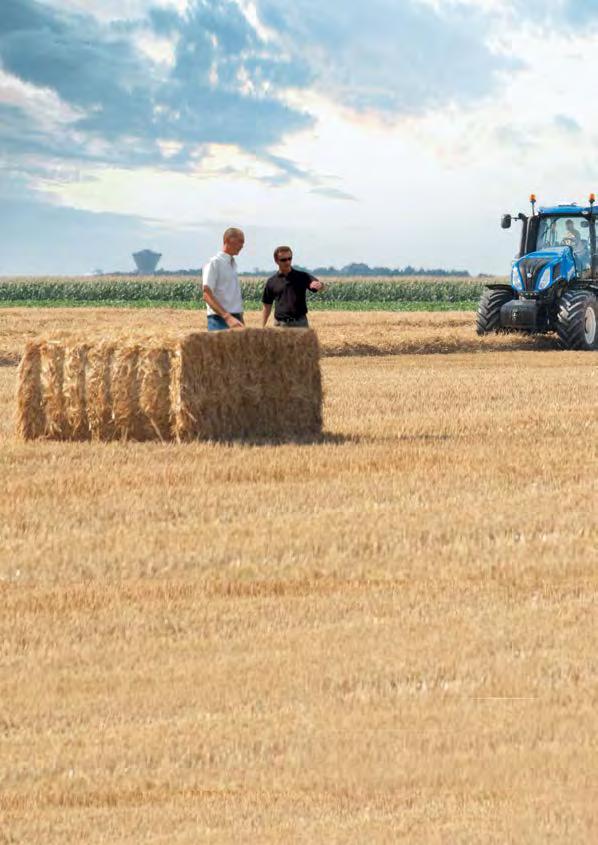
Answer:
[{"left": 539, "top": 204, "right": 593, "bottom": 215}]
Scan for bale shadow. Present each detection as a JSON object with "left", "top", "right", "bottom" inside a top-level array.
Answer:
[
  {"left": 206, "top": 430, "right": 358, "bottom": 447},
  {"left": 205, "top": 431, "right": 459, "bottom": 448}
]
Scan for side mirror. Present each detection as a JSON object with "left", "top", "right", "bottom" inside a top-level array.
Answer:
[{"left": 501, "top": 214, "right": 512, "bottom": 229}]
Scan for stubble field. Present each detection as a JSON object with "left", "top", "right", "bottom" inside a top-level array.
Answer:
[{"left": 1, "top": 308, "right": 597, "bottom": 843}]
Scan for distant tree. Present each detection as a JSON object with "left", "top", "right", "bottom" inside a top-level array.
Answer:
[
  {"left": 312, "top": 266, "right": 338, "bottom": 276},
  {"left": 341, "top": 262, "right": 372, "bottom": 275}
]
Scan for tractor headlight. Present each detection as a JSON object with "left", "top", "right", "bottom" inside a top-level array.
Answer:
[
  {"left": 511, "top": 266, "right": 524, "bottom": 291},
  {"left": 537, "top": 266, "right": 552, "bottom": 290}
]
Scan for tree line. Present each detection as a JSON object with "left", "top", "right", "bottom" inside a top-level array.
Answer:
[
  {"left": 308, "top": 263, "right": 470, "bottom": 277},
  {"left": 102, "top": 262, "right": 471, "bottom": 278}
]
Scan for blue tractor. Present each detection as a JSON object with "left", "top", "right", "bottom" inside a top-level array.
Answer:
[{"left": 477, "top": 194, "right": 598, "bottom": 350}]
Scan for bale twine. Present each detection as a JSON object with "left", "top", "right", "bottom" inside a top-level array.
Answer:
[{"left": 16, "top": 329, "right": 322, "bottom": 442}]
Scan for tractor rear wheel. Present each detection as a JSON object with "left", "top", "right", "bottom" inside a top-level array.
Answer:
[
  {"left": 555, "top": 290, "right": 598, "bottom": 350},
  {"left": 476, "top": 288, "right": 513, "bottom": 335}
]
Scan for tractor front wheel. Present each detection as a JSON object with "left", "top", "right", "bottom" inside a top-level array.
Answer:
[
  {"left": 556, "top": 290, "right": 598, "bottom": 350},
  {"left": 476, "top": 288, "right": 513, "bottom": 335}
]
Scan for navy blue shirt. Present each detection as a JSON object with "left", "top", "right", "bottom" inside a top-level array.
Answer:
[{"left": 262, "top": 269, "right": 315, "bottom": 320}]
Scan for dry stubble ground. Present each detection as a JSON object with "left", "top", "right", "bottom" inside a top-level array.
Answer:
[{"left": 0, "top": 309, "right": 597, "bottom": 843}]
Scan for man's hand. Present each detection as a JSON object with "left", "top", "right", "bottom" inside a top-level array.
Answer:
[
  {"left": 309, "top": 278, "right": 324, "bottom": 292},
  {"left": 224, "top": 313, "right": 244, "bottom": 330},
  {"left": 203, "top": 286, "right": 244, "bottom": 329}
]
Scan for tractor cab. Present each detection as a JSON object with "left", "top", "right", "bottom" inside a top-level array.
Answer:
[{"left": 502, "top": 198, "right": 596, "bottom": 297}]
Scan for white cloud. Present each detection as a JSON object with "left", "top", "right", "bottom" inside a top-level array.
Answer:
[
  {"left": 235, "top": 0, "right": 276, "bottom": 42},
  {"left": 134, "top": 31, "right": 178, "bottom": 67},
  {"left": 0, "top": 68, "right": 83, "bottom": 128},
  {"left": 156, "top": 139, "right": 184, "bottom": 159},
  {"left": 6, "top": 0, "right": 598, "bottom": 273},
  {"left": 37, "top": 0, "right": 190, "bottom": 23}
]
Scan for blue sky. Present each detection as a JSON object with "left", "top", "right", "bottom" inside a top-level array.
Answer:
[{"left": 0, "top": 0, "right": 595, "bottom": 274}]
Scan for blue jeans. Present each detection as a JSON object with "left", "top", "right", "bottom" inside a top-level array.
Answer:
[{"left": 207, "top": 313, "right": 244, "bottom": 332}]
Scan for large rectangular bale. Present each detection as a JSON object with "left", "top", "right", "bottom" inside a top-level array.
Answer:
[
  {"left": 175, "top": 329, "right": 322, "bottom": 441},
  {"left": 16, "top": 329, "right": 322, "bottom": 442}
]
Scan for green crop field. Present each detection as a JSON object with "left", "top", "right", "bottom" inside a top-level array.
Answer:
[{"left": 0, "top": 275, "right": 500, "bottom": 309}]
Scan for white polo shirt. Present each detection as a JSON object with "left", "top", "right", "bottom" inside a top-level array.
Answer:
[{"left": 202, "top": 251, "right": 243, "bottom": 316}]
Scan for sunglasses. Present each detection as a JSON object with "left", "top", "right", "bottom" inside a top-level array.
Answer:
[{"left": 278, "top": 257, "right": 292, "bottom": 263}]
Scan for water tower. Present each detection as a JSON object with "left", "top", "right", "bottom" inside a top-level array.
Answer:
[{"left": 132, "top": 249, "right": 162, "bottom": 274}]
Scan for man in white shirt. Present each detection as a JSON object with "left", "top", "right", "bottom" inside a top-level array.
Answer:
[{"left": 202, "top": 228, "right": 245, "bottom": 331}]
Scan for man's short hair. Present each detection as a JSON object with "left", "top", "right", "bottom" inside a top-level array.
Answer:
[
  {"left": 274, "top": 245, "right": 292, "bottom": 261},
  {"left": 223, "top": 227, "right": 244, "bottom": 242}
]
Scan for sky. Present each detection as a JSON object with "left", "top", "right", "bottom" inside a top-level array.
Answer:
[{"left": 0, "top": 0, "right": 596, "bottom": 275}]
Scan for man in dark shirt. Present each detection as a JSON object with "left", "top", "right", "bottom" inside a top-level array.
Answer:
[{"left": 262, "top": 246, "right": 324, "bottom": 328}]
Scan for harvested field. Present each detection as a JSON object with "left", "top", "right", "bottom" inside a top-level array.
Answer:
[{"left": 0, "top": 309, "right": 596, "bottom": 843}]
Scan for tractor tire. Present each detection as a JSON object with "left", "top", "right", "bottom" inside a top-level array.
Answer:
[
  {"left": 476, "top": 288, "right": 513, "bottom": 335},
  {"left": 555, "top": 290, "right": 598, "bottom": 350}
]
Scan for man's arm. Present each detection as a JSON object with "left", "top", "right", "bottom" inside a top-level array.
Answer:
[
  {"left": 202, "top": 287, "right": 244, "bottom": 328},
  {"left": 262, "top": 303, "right": 272, "bottom": 327},
  {"left": 308, "top": 275, "right": 324, "bottom": 292},
  {"left": 261, "top": 280, "right": 274, "bottom": 327}
]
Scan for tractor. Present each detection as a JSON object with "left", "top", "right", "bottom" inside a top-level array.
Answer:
[{"left": 476, "top": 194, "right": 598, "bottom": 349}]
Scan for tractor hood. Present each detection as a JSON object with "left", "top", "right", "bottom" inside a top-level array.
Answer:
[
  {"left": 519, "top": 247, "right": 570, "bottom": 264},
  {"left": 513, "top": 247, "right": 574, "bottom": 292}
]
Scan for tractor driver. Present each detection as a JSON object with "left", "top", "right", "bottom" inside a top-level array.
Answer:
[{"left": 561, "top": 219, "right": 581, "bottom": 250}]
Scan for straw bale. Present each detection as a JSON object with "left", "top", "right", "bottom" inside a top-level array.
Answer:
[
  {"left": 175, "top": 329, "right": 322, "bottom": 441},
  {"left": 16, "top": 343, "right": 44, "bottom": 440},
  {"left": 138, "top": 346, "right": 175, "bottom": 442},
  {"left": 86, "top": 343, "right": 116, "bottom": 441},
  {"left": 110, "top": 345, "right": 143, "bottom": 441},
  {"left": 17, "top": 328, "right": 322, "bottom": 442},
  {"left": 40, "top": 342, "right": 67, "bottom": 438},
  {"left": 63, "top": 345, "right": 90, "bottom": 440}
]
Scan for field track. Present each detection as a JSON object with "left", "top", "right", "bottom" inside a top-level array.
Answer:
[{"left": 1, "top": 309, "right": 596, "bottom": 842}]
